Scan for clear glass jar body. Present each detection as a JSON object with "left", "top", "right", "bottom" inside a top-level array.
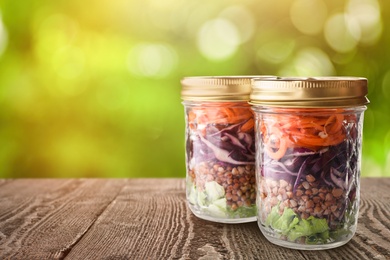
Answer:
[
  {"left": 183, "top": 101, "right": 257, "bottom": 223},
  {"left": 252, "top": 106, "right": 366, "bottom": 249}
]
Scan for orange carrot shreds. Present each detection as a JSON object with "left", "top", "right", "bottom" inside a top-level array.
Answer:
[
  {"left": 325, "top": 114, "right": 344, "bottom": 134},
  {"left": 291, "top": 130, "right": 345, "bottom": 147},
  {"left": 261, "top": 110, "right": 347, "bottom": 159},
  {"left": 188, "top": 103, "right": 253, "bottom": 127},
  {"left": 264, "top": 127, "right": 288, "bottom": 160},
  {"left": 240, "top": 118, "right": 254, "bottom": 132}
]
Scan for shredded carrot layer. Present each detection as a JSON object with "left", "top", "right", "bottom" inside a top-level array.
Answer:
[
  {"left": 188, "top": 102, "right": 254, "bottom": 134},
  {"left": 261, "top": 109, "right": 346, "bottom": 160}
]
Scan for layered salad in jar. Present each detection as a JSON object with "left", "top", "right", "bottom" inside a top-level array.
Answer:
[
  {"left": 256, "top": 108, "right": 363, "bottom": 246},
  {"left": 185, "top": 102, "right": 256, "bottom": 222}
]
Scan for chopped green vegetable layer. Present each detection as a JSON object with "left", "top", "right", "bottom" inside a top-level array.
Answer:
[
  {"left": 265, "top": 205, "right": 330, "bottom": 244},
  {"left": 187, "top": 181, "right": 256, "bottom": 219}
]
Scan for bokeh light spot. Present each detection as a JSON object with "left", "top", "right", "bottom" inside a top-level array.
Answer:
[
  {"left": 197, "top": 18, "right": 240, "bottom": 61},
  {"left": 52, "top": 46, "right": 85, "bottom": 80},
  {"left": 257, "top": 39, "right": 295, "bottom": 64},
  {"left": 290, "top": 0, "right": 327, "bottom": 35},
  {"left": 0, "top": 11, "right": 8, "bottom": 57},
  {"left": 127, "top": 43, "right": 178, "bottom": 78},
  {"left": 35, "top": 13, "right": 79, "bottom": 60},
  {"left": 346, "top": 0, "right": 382, "bottom": 45},
  {"left": 184, "top": 4, "right": 215, "bottom": 37},
  {"left": 324, "top": 13, "right": 360, "bottom": 53},
  {"left": 381, "top": 70, "right": 390, "bottom": 100},
  {"left": 278, "top": 47, "right": 335, "bottom": 76},
  {"left": 331, "top": 49, "right": 357, "bottom": 65},
  {"left": 219, "top": 5, "right": 255, "bottom": 43},
  {"left": 148, "top": 0, "right": 182, "bottom": 31}
]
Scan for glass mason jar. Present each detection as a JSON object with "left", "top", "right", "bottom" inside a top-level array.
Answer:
[
  {"left": 250, "top": 77, "right": 369, "bottom": 249},
  {"left": 181, "top": 76, "right": 273, "bottom": 223}
]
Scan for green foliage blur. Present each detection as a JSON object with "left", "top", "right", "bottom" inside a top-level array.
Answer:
[{"left": 0, "top": 0, "right": 389, "bottom": 178}]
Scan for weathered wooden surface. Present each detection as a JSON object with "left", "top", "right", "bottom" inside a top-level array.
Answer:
[{"left": 0, "top": 178, "right": 389, "bottom": 259}]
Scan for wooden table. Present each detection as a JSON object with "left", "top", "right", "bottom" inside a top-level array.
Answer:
[{"left": 0, "top": 178, "right": 389, "bottom": 259}]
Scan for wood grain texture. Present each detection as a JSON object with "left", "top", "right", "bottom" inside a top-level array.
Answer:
[
  {"left": 0, "top": 178, "right": 389, "bottom": 260},
  {"left": 0, "top": 179, "right": 126, "bottom": 259}
]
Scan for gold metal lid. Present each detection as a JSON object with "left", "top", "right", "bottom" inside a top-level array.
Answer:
[
  {"left": 250, "top": 77, "right": 369, "bottom": 107},
  {"left": 181, "top": 76, "right": 275, "bottom": 101}
]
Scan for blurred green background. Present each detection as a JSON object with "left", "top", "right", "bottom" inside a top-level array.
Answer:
[{"left": 0, "top": 0, "right": 389, "bottom": 178}]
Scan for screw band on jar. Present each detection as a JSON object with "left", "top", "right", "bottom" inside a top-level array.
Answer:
[{"left": 250, "top": 77, "right": 369, "bottom": 108}]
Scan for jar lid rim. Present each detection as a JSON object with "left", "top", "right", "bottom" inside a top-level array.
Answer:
[
  {"left": 250, "top": 76, "right": 369, "bottom": 107},
  {"left": 181, "top": 76, "right": 276, "bottom": 101}
]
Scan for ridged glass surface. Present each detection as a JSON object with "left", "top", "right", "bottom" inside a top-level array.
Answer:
[
  {"left": 253, "top": 106, "right": 365, "bottom": 249},
  {"left": 184, "top": 101, "right": 257, "bottom": 223}
]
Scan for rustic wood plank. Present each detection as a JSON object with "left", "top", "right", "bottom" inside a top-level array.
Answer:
[
  {"left": 354, "top": 178, "right": 390, "bottom": 259},
  {"left": 0, "top": 178, "right": 389, "bottom": 259},
  {"left": 0, "top": 179, "right": 12, "bottom": 188},
  {"left": 63, "top": 178, "right": 390, "bottom": 260},
  {"left": 64, "top": 178, "right": 198, "bottom": 260},
  {"left": 0, "top": 179, "right": 127, "bottom": 259}
]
